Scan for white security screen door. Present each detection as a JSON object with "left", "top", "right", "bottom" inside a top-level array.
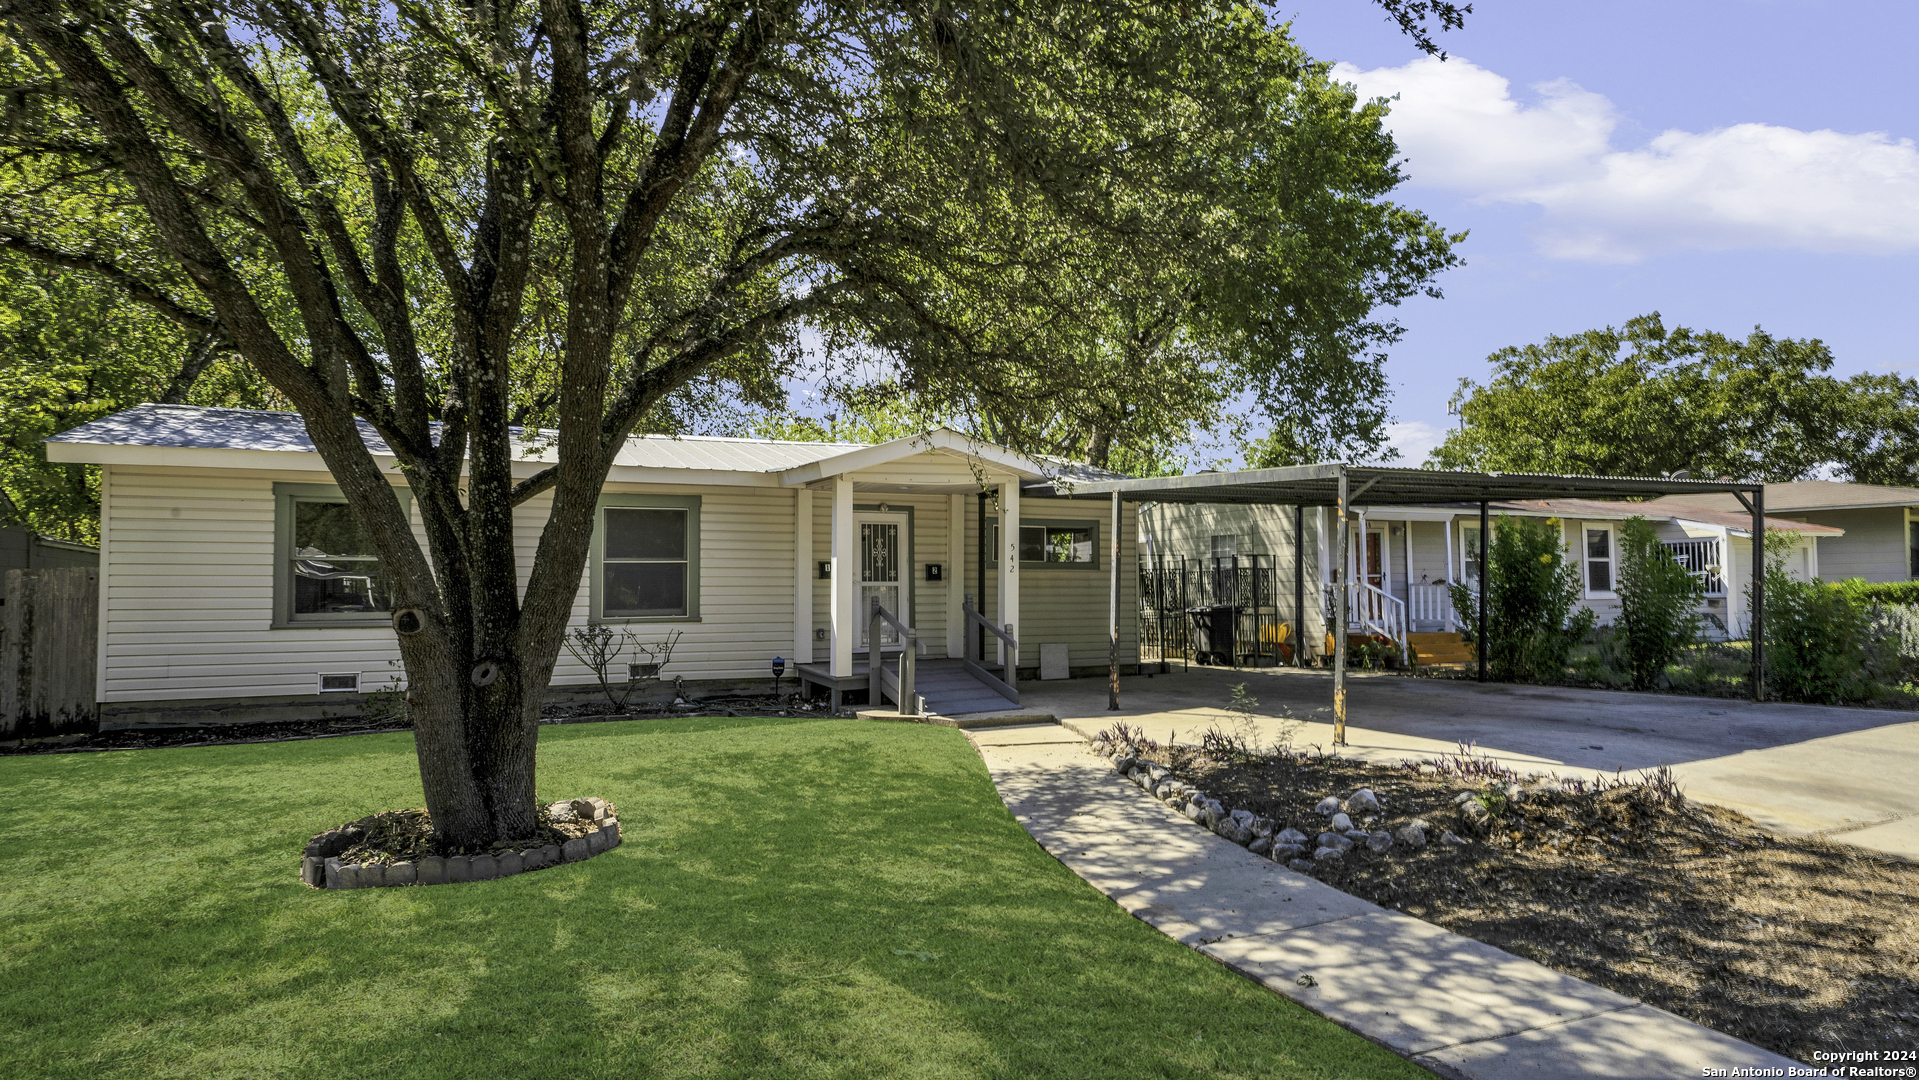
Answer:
[{"left": 858, "top": 512, "right": 909, "bottom": 648}]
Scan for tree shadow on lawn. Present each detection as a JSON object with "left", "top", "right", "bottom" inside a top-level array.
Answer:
[{"left": 0, "top": 717, "right": 1428, "bottom": 1080}]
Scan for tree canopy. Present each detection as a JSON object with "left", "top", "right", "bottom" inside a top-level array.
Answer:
[
  {"left": 1429, "top": 313, "right": 1919, "bottom": 484},
  {"left": 2, "top": 0, "right": 1468, "bottom": 845}
]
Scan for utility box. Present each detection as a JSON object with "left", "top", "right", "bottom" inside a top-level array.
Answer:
[{"left": 1039, "top": 643, "right": 1071, "bottom": 680}]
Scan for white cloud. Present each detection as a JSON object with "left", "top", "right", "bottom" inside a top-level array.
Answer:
[
  {"left": 1381, "top": 420, "right": 1447, "bottom": 464},
  {"left": 1336, "top": 57, "right": 1919, "bottom": 261}
]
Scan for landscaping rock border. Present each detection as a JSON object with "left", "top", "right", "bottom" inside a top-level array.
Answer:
[
  {"left": 299, "top": 797, "right": 622, "bottom": 890},
  {"left": 1100, "top": 749, "right": 1435, "bottom": 872}
]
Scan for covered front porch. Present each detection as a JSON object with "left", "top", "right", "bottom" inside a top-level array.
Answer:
[{"left": 777, "top": 431, "right": 1136, "bottom": 713}]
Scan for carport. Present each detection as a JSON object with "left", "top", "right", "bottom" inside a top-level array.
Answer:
[{"left": 1045, "top": 464, "right": 1769, "bottom": 745}]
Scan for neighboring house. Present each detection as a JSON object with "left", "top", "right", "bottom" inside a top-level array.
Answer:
[
  {"left": 0, "top": 525, "right": 98, "bottom": 572},
  {"left": 1642, "top": 481, "right": 1919, "bottom": 585},
  {"left": 46, "top": 405, "right": 1139, "bottom": 725},
  {"left": 1138, "top": 497, "right": 1837, "bottom": 659}
]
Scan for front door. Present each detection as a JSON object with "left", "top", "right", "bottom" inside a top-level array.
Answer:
[
  {"left": 858, "top": 512, "right": 909, "bottom": 649},
  {"left": 1364, "top": 529, "right": 1386, "bottom": 592}
]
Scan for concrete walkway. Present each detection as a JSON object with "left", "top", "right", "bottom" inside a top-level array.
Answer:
[
  {"left": 970, "top": 722, "right": 1804, "bottom": 1079},
  {"left": 1016, "top": 667, "right": 1919, "bottom": 859}
]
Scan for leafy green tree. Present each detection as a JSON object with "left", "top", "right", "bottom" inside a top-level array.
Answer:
[
  {"left": 1447, "top": 516, "right": 1592, "bottom": 681},
  {"left": 1614, "top": 516, "right": 1704, "bottom": 690},
  {"left": 0, "top": 250, "right": 276, "bottom": 541},
  {"left": 3, "top": 0, "right": 1462, "bottom": 847},
  {"left": 1429, "top": 313, "right": 1919, "bottom": 483}
]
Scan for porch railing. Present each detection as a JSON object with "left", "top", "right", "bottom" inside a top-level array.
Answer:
[
  {"left": 1664, "top": 538, "right": 1726, "bottom": 595},
  {"left": 961, "top": 594, "right": 1019, "bottom": 704},
  {"left": 1343, "top": 580, "right": 1407, "bottom": 654},
  {"left": 1408, "top": 583, "right": 1457, "bottom": 631},
  {"left": 866, "top": 597, "right": 922, "bottom": 715}
]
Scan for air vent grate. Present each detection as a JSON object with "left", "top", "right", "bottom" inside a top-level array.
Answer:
[{"left": 318, "top": 673, "right": 360, "bottom": 693}]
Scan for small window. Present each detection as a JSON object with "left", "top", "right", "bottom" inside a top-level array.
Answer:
[
  {"left": 274, "top": 483, "right": 412, "bottom": 627},
  {"left": 1461, "top": 524, "right": 1483, "bottom": 584},
  {"left": 603, "top": 508, "right": 689, "bottom": 617},
  {"left": 1211, "top": 535, "right": 1236, "bottom": 559},
  {"left": 990, "top": 521, "right": 1098, "bottom": 566},
  {"left": 593, "top": 495, "right": 701, "bottom": 621},
  {"left": 1584, "top": 525, "right": 1615, "bottom": 596}
]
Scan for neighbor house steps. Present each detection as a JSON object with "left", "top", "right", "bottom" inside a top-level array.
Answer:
[{"left": 1409, "top": 631, "right": 1476, "bottom": 670}]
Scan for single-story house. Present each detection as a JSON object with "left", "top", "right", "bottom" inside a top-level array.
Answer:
[
  {"left": 46, "top": 404, "right": 1142, "bottom": 726},
  {"left": 1642, "top": 481, "right": 1919, "bottom": 585},
  {"left": 1138, "top": 496, "right": 1839, "bottom": 661}
]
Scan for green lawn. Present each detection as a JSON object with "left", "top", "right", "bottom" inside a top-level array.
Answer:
[{"left": 0, "top": 716, "right": 1426, "bottom": 1079}]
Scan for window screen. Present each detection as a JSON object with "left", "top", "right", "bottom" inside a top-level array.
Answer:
[
  {"left": 603, "top": 507, "right": 689, "bottom": 617},
  {"left": 1586, "top": 527, "right": 1613, "bottom": 593},
  {"left": 290, "top": 500, "right": 392, "bottom": 616}
]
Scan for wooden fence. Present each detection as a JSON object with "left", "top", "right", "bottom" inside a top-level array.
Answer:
[{"left": 2, "top": 568, "right": 99, "bottom": 738}]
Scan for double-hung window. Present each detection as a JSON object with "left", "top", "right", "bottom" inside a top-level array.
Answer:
[
  {"left": 273, "top": 482, "right": 411, "bottom": 627},
  {"left": 1583, "top": 523, "right": 1617, "bottom": 598},
  {"left": 1460, "top": 523, "right": 1483, "bottom": 585},
  {"left": 593, "top": 495, "right": 701, "bottom": 621}
]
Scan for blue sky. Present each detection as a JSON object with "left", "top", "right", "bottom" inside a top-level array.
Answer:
[{"left": 1284, "top": 0, "right": 1919, "bottom": 463}]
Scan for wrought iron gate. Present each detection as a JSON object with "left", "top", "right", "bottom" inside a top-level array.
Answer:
[{"left": 1137, "top": 554, "right": 1288, "bottom": 670}]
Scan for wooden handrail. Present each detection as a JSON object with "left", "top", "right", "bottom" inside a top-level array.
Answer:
[
  {"left": 961, "top": 594, "right": 1018, "bottom": 704},
  {"left": 866, "top": 597, "right": 921, "bottom": 716}
]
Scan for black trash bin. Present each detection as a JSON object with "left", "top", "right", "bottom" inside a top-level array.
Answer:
[{"left": 1186, "top": 604, "right": 1240, "bottom": 665}]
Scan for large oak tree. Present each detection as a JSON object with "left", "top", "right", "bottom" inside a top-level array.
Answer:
[{"left": 3, "top": 0, "right": 1466, "bottom": 846}]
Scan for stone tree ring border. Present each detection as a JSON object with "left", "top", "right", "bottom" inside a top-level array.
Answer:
[{"left": 299, "top": 798, "right": 622, "bottom": 890}]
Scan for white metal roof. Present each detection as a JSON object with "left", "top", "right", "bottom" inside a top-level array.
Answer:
[{"left": 44, "top": 404, "right": 1088, "bottom": 487}]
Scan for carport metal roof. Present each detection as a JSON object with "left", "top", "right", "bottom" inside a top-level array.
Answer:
[
  {"left": 1037, "top": 462, "right": 1761, "bottom": 506},
  {"left": 1051, "top": 462, "right": 1769, "bottom": 741}
]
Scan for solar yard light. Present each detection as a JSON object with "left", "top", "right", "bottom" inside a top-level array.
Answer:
[{"left": 772, "top": 655, "right": 786, "bottom": 696}]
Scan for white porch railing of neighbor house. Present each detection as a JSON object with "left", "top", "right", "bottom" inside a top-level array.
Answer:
[
  {"left": 1343, "top": 580, "right": 1407, "bottom": 652},
  {"left": 1408, "top": 583, "right": 1457, "bottom": 631},
  {"left": 1663, "top": 539, "right": 1726, "bottom": 595}
]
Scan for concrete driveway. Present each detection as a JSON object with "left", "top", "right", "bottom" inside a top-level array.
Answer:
[{"left": 1016, "top": 667, "right": 1919, "bottom": 860}]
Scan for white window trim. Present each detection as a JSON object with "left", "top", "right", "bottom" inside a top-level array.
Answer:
[{"left": 1582, "top": 521, "right": 1618, "bottom": 600}]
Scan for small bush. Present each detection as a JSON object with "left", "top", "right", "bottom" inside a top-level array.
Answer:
[
  {"left": 1755, "top": 531, "right": 1876, "bottom": 703},
  {"left": 1449, "top": 516, "right": 1593, "bottom": 682},
  {"left": 1828, "top": 578, "right": 1919, "bottom": 607},
  {"left": 1615, "top": 516, "right": 1705, "bottom": 690}
]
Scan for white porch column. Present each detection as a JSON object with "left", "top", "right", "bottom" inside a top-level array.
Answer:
[
  {"left": 829, "top": 474, "right": 855, "bottom": 677},
  {"left": 997, "top": 478, "right": 1020, "bottom": 668},
  {"left": 947, "top": 492, "right": 966, "bottom": 658},
  {"left": 1443, "top": 518, "right": 1457, "bottom": 631},
  {"left": 794, "top": 487, "right": 814, "bottom": 664}
]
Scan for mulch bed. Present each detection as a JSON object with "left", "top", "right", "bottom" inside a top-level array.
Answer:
[
  {"left": 0, "top": 694, "right": 844, "bottom": 755},
  {"left": 322, "top": 799, "right": 608, "bottom": 864},
  {"left": 1130, "top": 741, "right": 1919, "bottom": 1065}
]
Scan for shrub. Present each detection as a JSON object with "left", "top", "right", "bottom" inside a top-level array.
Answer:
[
  {"left": 1754, "top": 530, "right": 1875, "bottom": 703},
  {"left": 1449, "top": 516, "right": 1593, "bottom": 681},
  {"left": 1615, "top": 516, "right": 1705, "bottom": 690},
  {"left": 1827, "top": 578, "right": 1919, "bottom": 607}
]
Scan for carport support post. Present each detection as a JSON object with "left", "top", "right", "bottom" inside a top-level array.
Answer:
[
  {"left": 1333, "top": 468, "right": 1349, "bottom": 746},
  {"left": 1108, "top": 491, "right": 1121, "bottom": 710},
  {"left": 1293, "top": 505, "right": 1305, "bottom": 667},
  {"left": 1751, "top": 485, "right": 1765, "bottom": 702},
  {"left": 1477, "top": 500, "right": 1489, "bottom": 683}
]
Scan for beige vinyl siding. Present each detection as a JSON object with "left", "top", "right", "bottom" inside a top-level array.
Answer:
[
  {"left": 102, "top": 465, "right": 1142, "bottom": 703},
  {"left": 1789, "top": 507, "right": 1908, "bottom": 583},
  {"left": 102, "top": 466, "right": 424, "bottom": 701},
  {"left": 1006, "top": 497, "right": 1138, "bottom": 670}
]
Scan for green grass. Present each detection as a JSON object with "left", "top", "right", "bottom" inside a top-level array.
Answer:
[{"left": 0, "top": 717, "right": 1426, "bottom": 1079}]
